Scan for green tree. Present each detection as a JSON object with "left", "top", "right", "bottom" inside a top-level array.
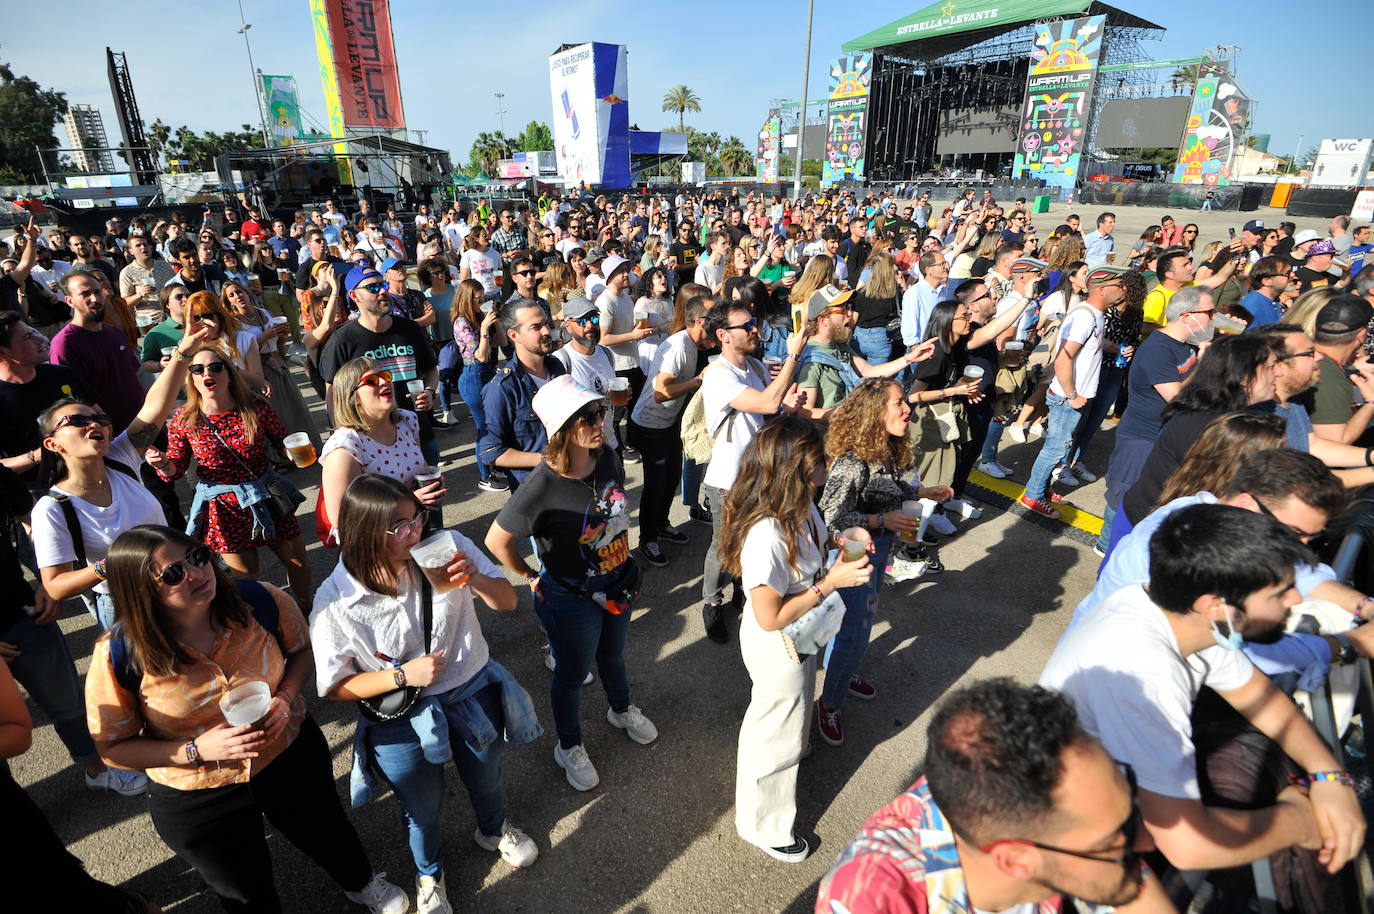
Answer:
[
  {"left": 661, "top": 85, "right": 701, "bottom": 132},
  {"left": 514, "top": 120, "right": 553, "bottom": 152},
  {"left": 1168, "top": 64, "right": 1200, "bottom": 92},
  {"left": 170, "top": 125, "right": 259, "bottom": 171},
  {"left": 719, "top": 136, "right": 752, "bottom": 177},
  {"left": 0, "top": 63, "right": 67, "bottom": 184},
  {"left": 469, "top": 131, "right": 512, "bottom": 177}
]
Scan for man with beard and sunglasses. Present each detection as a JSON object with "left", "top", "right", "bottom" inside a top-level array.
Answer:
[
  {"left": 817, "top": 678, "right": 1169, "bottom": 914},
  {"left": 50, "top": 272, "right": 144, "bottom": 433},
  {"left": 1042, "top": 505, "right": 1366, "bottom": 913},
  {"left": 479, "top": 298, "right": 567, "bottom": 489},
  {"left": 552, "top": 297, "right": 619, "bottom": 454}
]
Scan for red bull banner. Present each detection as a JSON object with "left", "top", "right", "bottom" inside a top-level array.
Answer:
[{"left": 322, "top": 0, "right": 405, "bottom": 129}]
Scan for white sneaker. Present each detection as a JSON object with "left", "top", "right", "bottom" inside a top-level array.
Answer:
[
  {"left": 440, "top": 409, "right": 458, "bottom": 425},
  {"left": 607, "top": 704, "right": 658, "bottom": 745},
  {"left": 976, "top": 458, "right": 1010, "bottom": 479},
  {"left": 474, "top": 820, "right": 539, "bottom": 868},
  {"left": 1006, "top": 424, "right": 1028, "bottom": 443},
  {"left": 1029, "top": 421, "right": 1045, "bottom": 439},
  {"left": 545, "top": 649, "right": 593, "bottom": 685},
  {"left": 554, "top": 742, "right": 600, "bottom": 791},
  {"left": 944, "top": 498, "right": 981, "bottom": 520},
  {"left": 1051, "top": 466, "right": 1079, "bottom": 488},
  {"left": 85, "top": 767, "right": 148, "bottom": 797},
  {"left": 1071, "top": 463, "right": 1098, "bottom": 483},
  {"left": 885, "top": 555, "right": 928, "bottom": 583},
  {"left": 344, "top": 872, "right": 409, "bottom": 913},
  {"left": 415, "top": 873, "right": 451, "bottom": 914},
  {"left": 928, "top": 512, "right": 957, "bottom": 536}
]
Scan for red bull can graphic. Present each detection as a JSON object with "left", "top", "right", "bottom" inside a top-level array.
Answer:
[{"left": 561, "top": 89, "right": 580, "bottom": 140}]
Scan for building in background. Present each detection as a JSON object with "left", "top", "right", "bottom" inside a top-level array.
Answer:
[{"left": 63, "top": 104, "right": 115, "bottom": 173}]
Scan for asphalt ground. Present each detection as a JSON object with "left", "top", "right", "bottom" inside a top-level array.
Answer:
[{"left": 11, "top": 201, "right": 1345, "bottom": 913}]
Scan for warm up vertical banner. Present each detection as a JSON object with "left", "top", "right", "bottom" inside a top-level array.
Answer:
[
  {"left": 823, "top": 53, "right": 872, "bottom": 187},
  {"left": 309, "top": 0, "right": 352, "bottom": 182},
  {"left": 320, "top": 0, "right": 405, "bottom": 130},
  {"left": 1011, "top": 14, "right": 1106, "bottom": 193}
]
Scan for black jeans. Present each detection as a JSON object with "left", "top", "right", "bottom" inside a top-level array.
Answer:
[
  {"left": 952, "top": 401, "right": 994, "bottom": 498},
  {"left": 613, "top": 366, "right": 645, "bottom": 454},
  {"left": 629, "top": 419, "right": 682, "bottom": 543},
  {"left": 148, "top": 716, "right": 372, "bottom": 913}
]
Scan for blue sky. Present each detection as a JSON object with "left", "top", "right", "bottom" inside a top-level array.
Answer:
[{"left": 5, "top": 0, "right": 1366, "bottom": 169}]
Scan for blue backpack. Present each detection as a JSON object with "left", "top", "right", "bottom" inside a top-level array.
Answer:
[{"left": 108, "top": 579, "right": 280, "bottom": 695}]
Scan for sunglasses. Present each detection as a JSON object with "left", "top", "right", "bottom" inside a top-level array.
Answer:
[
  {"left": 575, "top": 404, "right": 607, "bottom": 426},
  {"left": 355, "top": 370, "right": 394, "bottom": 391},
  {"left": 572, "top": 314, "right": 601, "bottom": 326},
  {"left": 188, "top": 361, "right": 227, "bottom": 376},
  {"left": 1251, "top": 493, "right": 1323, "bottom": 541},
  {"left": 52, "top": 411, "right": 113, "bottom": 433},
  {"left": 513, "top": 269, "right": 535, "bottom": 277},
  {"left": 153, "top": 544, "right": 213, "bottom": 587},
  {"left": 359, "top": 282, "right": 384, "bottom": 294},
  {"left": 726, "top": 319, "right": 758, "bottom": 332},
  {"left": 191, "top": 312, "right": 218, "bottom": 323}
]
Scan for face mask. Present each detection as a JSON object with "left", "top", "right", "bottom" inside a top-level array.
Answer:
[
  {"left": 1210, "top": 601, "right": 1244, "bottom": 651},
  {"left": 1185, "top": 313, "right": 1215, "bottom": 347}
]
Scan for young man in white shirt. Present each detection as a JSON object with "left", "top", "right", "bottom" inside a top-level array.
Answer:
[
  {"left": 1020, "top": 265, "right": 1124, "bottom": 518},
  {"left": 594, "top": 256, "right": 651, "bottom": 457},
  {"left": 698, "top": 302, "right": 807, "bottom": 643},
  {"left": 552, "top": 297, "right": 619, "bottom": 454},
  {"left": 1041, "top": 504, "right": 1365, "bottom": 909},
  {"left": 693, "top": 231, "right": 729, "bottom": 293}
]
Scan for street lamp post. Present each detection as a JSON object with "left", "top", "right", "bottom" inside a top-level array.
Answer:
[
  {"left": 793, "top": 0, "right": 814, "bottom": 199},
  {"left": 236, "top": 1, "right": 272, "bottom": 151},
  {"left": 495, "top": 93, "right": 508, "bottom": 137}
]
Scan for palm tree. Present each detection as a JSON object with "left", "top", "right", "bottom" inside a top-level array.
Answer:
[
  {"left": 662, "top": 85, "right": 701, "bottom": 132},
  {"left": 719, "top": 137, "right": 751, "bottom": 177},
  {"left": 1168, "top": 65, "right": 1200, "bottom": 93},
  {"left": 469, "top": 131, "right": 512, "bottom": 178}
]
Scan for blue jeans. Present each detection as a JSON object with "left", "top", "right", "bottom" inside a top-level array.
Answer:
[
  {"left": 851, "top": 326, "right": 895, "bottom": 366},
  {"left": 821, "top": 533, "right": 895, "bottom": 711},
  {"left": 1097, "top": 502, "right": 1116, "bottom": 562},
  {"left": 1068, "top": 364, "right": 1123, "bottom": 466},
  {"left": 681, "top": 459, "right": 706, "bottom": 509},
  {"left": 1024, "top": 393, "right": 1083, "bottom": 502},
  {"left": 457, "top": 361, "right": 496, "bottom": 480},
  {"left": 369, "top": 683, "right": 507, "bottom": 877},
  {"left": 981, "top": 417, "right": 1007, "bottom": 463},
  {"left": 535, "top": 573, "right": 633, "bottom": 749},
  {"left": 2, "top": 614, "right": 99, "bottom": 764}
]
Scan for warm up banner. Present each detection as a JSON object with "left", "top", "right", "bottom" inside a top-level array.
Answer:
[
  {"left": 319, "top": 0, "right": 405, "bottom": 129},
  {"left": 823, "top": 53, "right": 872, "bottom": 187},
  {"left": 1172, "top": 63, "right": 1249, "bottom": 186},
  {"left": 1011, "top": 14, "right": 1106, "bottom": 193}
]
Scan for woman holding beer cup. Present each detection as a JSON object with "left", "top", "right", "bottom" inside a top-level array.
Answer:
[
  {"left": 312, "top": 474, "right": 539, "bottom": 913},
  {"left": 318, "top": 357, "right": 442, "bottom": 547},
  {"left": 146, "top": 348, "right": 312, "bottom": 608},
  {"left": 815, "top": 380, "right": 952, "bottom": 747},
  {"left": 84, "top": 524, "right": 408, "bottom": 914}
]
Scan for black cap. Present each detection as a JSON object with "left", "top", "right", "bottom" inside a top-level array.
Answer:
[{"left": 1314, "top": 295, "right": 1374, "bottom": 335}]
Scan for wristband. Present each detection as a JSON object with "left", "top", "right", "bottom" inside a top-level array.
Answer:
[
  {"left": 392, "top": 667, "right": 407, "bottom": 689},
  {"left": 1365, "top": 446, "right": 1373, "bottom": 467},
  {"left": 173, "top": 349, "right": 193, "bottom": 364},
  {"left": 1288, "top": 770, "right": 1355, "bottom": 788},
  {"left": 1355, "top": 595, "right": 1373, "bottom": 621},
  {"left": 92, "top": 558, "right": 108, "bottom": 581},
  {"left": 184, "top": 738, "right": 205, "bottom": 772},
  {"left": 785, "top": 351, "right": 800, "bottom": 361},
  {"left": 809, "top": 583, "right": 825, "bottom": 601}
]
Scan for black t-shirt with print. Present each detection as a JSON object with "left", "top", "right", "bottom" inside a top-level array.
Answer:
[
  {"left": 319, "top": 316, "right": 436, "bottom": 411},
  {"left": 668, "top": 240, "right": 700, "bottom": 281}
]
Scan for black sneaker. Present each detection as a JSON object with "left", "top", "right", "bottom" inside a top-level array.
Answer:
[
  {"left": 637, "top": 542, "right": 668, "bottom": 567},
  {"left": 689, "top": 505, "right": 713, "bottom": 525},
  {"left": 658, "top": 524, "right": 690, "bottom": 545},
  {"left": 477, "top": 476, "right": 510, "bottom": 493},
  {"left": 623, "top": 446, "right": 642, "bottom": 462},
  {"left": 702, "top": 602, "right": 729, "bottom": 644}
]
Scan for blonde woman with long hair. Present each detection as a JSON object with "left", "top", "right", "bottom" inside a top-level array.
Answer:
[
  {"left": 847, "top": 252, "right": 902, "bottom": 364},
  {"left": 185, "top": 290, "right": 267, "bottom": 392},
  {"left": 538, "top": 262, "right": 577, "bottom": 319},
  {"left": 789, "top": 254, "right": 837, "bottom": 310}
]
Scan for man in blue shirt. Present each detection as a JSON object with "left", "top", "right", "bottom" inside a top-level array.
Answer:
[
  {"left": 1347, "top": 223, "right": 1371, "bottom": 276},
  {"left": 1082, "top": 212, "right": 1116, "bottom": 267},
  {"left": 1239, "top": 256, "right": 1292, "bottom": 330},
  {"left": 266, "top": 219, "right": 301, "bottom": 265},
  {"left": 900, "top": 251, "right": 946, "bottom": 351}
]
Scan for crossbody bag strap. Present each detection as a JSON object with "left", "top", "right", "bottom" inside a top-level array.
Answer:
[
  {"left": 51, "top": 493, "right": 87, "bottom": 568},
  {"left": 205, "top": 422, "right": 268, "bottom": 481},
  {"left": 420, "top": 571, "right": 433, "bottom": 656}
]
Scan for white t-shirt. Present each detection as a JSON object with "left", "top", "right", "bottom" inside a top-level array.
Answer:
[
  {"left": 1039, "top": 584, "right": 1254, "bottom": 799},
  {"left": 595, "top": 287, "right": 638, "bottom": 371},
  {"left": 557, "top": 237, "right": 585, "bottom": 259},
  {"left": 741, "top": 509, "right": 825, "bottom": 602},
  {"left": 551, "top": 344, "right": 619, "bottom": 449},
  {"left": 1048, "top": 305, "right": 1105, "bottom": 400},
  {"left": 701, "top": 357, "right": 768, "bottom": 490},
  {"left": 460, "top": 247, "right": 502, "bottom": 295},
  {"left": 320, "top": 411, "right": 425, "bottom": 487},
  {"left": 32, "top": 430, "right": 164, "bottom": 595},
  {"left": 584, "top": 273, "right": 606, "bottom": 301},
  {"left": 694, "top": 257, "right": 724, "bottom": 290},
  {"left": 311, "top": 543, "right": 500, "bottom": 700},
  {"left": 442, "top": 224, "right": 466, "bottom": 254},
  {"left": 632, "top": 329, "right": 698, "bottom": 429}
]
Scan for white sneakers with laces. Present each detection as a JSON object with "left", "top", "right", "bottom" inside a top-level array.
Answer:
[
  {"left": 607, "top": 704, "right": 658, "bottom": 744},
  {"left": 415, "top": 873, "right": 451, "bottom": 914},
  {"left": 474, "top": 819, "right": 539, "bottom": 867},
  {"left": 944, "top": 498, "right": 981, "bottom": 521},
  {"left": 555, "top": 742, "right": 600, "bottom": 791},
  {"left": 85, "top": 766, "right": 148, "bottom": 796},
  {"left": 343, "top": 872, "right": 408, "bottom": 913},
  {"left": 976, "top": 458, "right": 1011, "bottom": 479}
]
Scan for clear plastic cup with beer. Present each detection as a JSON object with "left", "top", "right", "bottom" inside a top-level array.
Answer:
[
  {"left": 899, "top": 500, "right": 923, "bottom": 543},
  {"left": 840, "top": 526, "right": 871, "bottom": 561},
  {"left": 220, "top": 680, "right": 272, "bottom": 731},
  {"left": 1002, "top": 341, "right": 1024, "bottom": 368},
  {"left": 283, "top": 432, "right": 316, "bottom": 468},
  {"left": 610, "top": 377, "right": 631, "bottom": 406},
  {"left": 634, "top": 308, "right": 649, "bottom": 330},
  {"left": 410, "top": 529, "right": 467, "bottom": 594},
  {"left": 959, "top": 364, "right": 985, "bottom": 386}
]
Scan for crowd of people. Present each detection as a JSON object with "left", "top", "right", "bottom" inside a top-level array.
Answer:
[{"left": 1, "top": 184, "right": 1373, "bottom": 913}]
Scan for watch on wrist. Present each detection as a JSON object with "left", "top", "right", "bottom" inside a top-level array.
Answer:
[
  {"left": 1334, "top": 633, "right": 1357, "bottom": 666},
  {"left": 92, "top": 558, "right": 108, "bottom": 581}
]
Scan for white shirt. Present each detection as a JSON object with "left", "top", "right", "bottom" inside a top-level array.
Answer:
[
  {"left": 595, "top": 287, "right": 638, "bottom": 371},
  {"left": 551, "top": 343, "right": 619, "bottom": 449},
  {"left": 1039, "top": 584, "right": 1254, "bottom": 799},
  {"left": 1048, "top": 305, "right": 1105, "bottom": 399},
  {"left": 742, "top": 509, "right": 825, "bottom": 603},
  {"left": 701, "top": 357, "right": 768, "bottom": 490},
  {"left": 632, "top": 329, "right": 698, "bottom": 429},
  {"left": 31, "top": 260, "right": 71, "bottom": 291},
  {"left": 584, "top": 273, "right": 606, "bottom": 301},
  {"left": 557, "top": 237, "right": 586, "bottom": 260},
  {"left": 32, "top": 431, "right": 164, "bottom": 595},
  {"left": 460, "top": 247, "right": 502, "bottom": 295},
  {"left": 694, "top": 257, "right": 724, "bottom": 290},
  {"left": 311, "top": 545, "right": 500, "bottom": 700}
]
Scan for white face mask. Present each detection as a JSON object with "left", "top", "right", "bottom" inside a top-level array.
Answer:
[{"left": 1210, "top": 601, "right": 1244, "bottom": 651}]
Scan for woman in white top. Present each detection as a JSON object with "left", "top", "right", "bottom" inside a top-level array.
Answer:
[
  {"left": 459, "top": 227, "right": 502, "bottom": 300},
  {"left": 716, "top": 417, "right": 870, "bottom": 864},
  {"left": 318, "top": 358, "right": 445, "bottom": 547},
  {"left": 33, "top": 324, "right": 211, "bottom": 630},
  {"left": 311, "top": 473, "right": 538, "bottom": 914}
]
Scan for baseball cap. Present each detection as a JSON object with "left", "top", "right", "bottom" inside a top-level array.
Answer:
[
  {"left": 562, "top": 296, "right": 598, "bottom": 320},
  {"left": 583, "top": 244, "right": 605, "bottom": 264},
  {"left": 344, "top": 265, "right": 383, "bottom": 292},
  {"left": 532, "top": 376, "right": 604, "bottom": 438},
  {"left": 1314, "top": 296, "right": 1374, "bottom": 335},
  {"left": 1292, "top": 229, "right": 1321, "bottom": 247},
  {"left": 379, "top": 257, "right": 403, "bottom": 275},
  {"left": 806, "top": 284, "right": 854, "bottom": 319},
  {"left": 1306, "top": 239, "right": 1337, "bottom": 256},
  {"left": 1086, "top": 264, "right": 1131, "bottom": 286},
  {"left": 1242, "top": 219, "right": 1266, "bottom": 235}
]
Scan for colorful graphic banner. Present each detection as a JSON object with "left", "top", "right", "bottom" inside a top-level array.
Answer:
[
  {"left": 309, "top": 0, "right": 351, "bottom": 180},
  {"left": 261, "top": 75, "right": 303, "bottom": 147},
  {"left": 1172, "top": 63, "right": 1248, "bottom": 186},
  {"left": 321, "top": 0, "right": 404, "bottom": 129},
  {"left": 548, "top": 42, "right": 630, "bottom": 188},
  {"left": 756, "top": 109, "right": 781, "bottom": 182},
  {"left": 823, "top": 53, "right": 872, "bottom": 186},
  {"left": 1011, "top": 14, "right": 1106, "bottom": 192}
]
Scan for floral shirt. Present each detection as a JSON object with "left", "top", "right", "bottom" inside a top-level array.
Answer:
[
  {"left": 818, "top": 454, "right": 919, "bottom": 537},
  {"left": 85, "top": 584, "right": 309, "bottom": 791}
]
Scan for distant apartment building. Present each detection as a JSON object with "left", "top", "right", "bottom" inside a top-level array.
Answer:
[{"left": 63, "top": 104, "right": 115, "bottom": 172}]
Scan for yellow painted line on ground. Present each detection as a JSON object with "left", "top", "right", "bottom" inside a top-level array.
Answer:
[{"left": 969, "top": 469, "right": 1104, "bottom": 537}]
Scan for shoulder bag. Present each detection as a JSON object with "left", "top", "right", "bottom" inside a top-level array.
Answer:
[{"left": 357, "top": 573, "right": 433, "bottom": 722}]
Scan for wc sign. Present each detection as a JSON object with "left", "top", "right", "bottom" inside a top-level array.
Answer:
[{"left": 1310, "top": 138, "right": 1374, "bottom": 189}]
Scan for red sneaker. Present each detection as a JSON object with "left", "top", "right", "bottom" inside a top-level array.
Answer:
[
  {"left": 1048, "top": 491, "right": 1069, "bottom": 504},
  {"left": 847, "top": 675, "right": 877, "bottom": 701},
  {"left": 817, "top": 699, "right": 844, "bottom": 746},
  {"left": 1019, "top": 494, "right": 1061, "bottom": 519}
]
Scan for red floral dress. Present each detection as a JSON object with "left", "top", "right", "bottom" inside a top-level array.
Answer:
[{"left": 164, "top": 401, "right": 299, "bottom": 553}]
